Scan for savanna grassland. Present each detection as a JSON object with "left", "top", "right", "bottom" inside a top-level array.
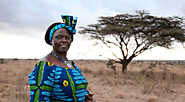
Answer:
[{"left": 0, "top": 59, "right": 185, "bottom": 102}]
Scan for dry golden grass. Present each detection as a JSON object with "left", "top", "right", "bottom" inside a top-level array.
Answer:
[{"left": 0, "top": 59, "right": 185, "bottom": 102}]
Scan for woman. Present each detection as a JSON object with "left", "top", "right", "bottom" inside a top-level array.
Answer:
[{"left": 29, "top": 15, "right": 94, "bottom": 102}]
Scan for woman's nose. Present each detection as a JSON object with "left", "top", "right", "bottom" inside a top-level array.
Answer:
[{"left": 61, "top": 37, "right": 68, "bottom": 42}]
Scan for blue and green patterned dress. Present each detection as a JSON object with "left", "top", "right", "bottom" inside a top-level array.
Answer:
[{"left": 29, "top": 61, "right": 89, "bottom": 102}]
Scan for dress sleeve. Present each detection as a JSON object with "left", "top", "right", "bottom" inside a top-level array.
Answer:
[{"left": 29, "top": 61, "right": 55, "bottom": 102}]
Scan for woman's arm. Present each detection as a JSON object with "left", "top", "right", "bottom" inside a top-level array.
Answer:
[
  {"left": 72, "top": 61, "right": 95, "bottom": 102},
  {"left": 85, "top": 94, "right": 95, "bottom": 102}
]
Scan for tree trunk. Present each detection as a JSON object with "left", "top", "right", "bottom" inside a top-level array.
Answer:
[
  {"left": 121, "top": 59, "right": 129, "bottom": 73},
  {"left": 122, "top": 63, "right": 128, "bottom": 73},
  {"left": 122, "top": 55, "right": 135, "bottom": 73}
]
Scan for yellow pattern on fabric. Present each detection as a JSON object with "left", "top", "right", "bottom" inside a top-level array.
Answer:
[
  {"left": 62, "top": 19, "right": 66, "bottom": 23},
  {"left": 65, "top": 68, "right": 77, "bottom": 102},
  {"left": 47, "top": 62, "right": 53, "bottom": 67},
  {"left": 36, "top": 62, "right": 40, "bottom": 67},
  {"left": 63, "top": 80, "right": 69, "bottom": 87}
]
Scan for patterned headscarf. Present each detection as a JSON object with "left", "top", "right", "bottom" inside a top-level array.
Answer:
[{"left": 49, "top": 15, "right": 77, "bottom": 44}]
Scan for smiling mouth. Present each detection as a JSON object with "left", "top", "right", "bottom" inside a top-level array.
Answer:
[{"left": 60, "top": 45, "right": 68, "bottom": 47}]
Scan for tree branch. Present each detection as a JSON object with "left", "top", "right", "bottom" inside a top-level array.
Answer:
[
  {"left": 98, "top": 35, "right": 122, "bottom": 61},
  {"left": 134, "top": 42, "right": 153, "bottom": 56},
  {"left": 123, "top": 36, "right": 130, "bottom": 58},
  {"left": 105, "top": 40, "right": 120, "bottom": 48},
  {"left": 113, "top": 34, "right": 126, "bottom": 60}
]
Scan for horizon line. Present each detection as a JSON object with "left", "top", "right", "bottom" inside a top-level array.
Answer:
[{"left": 1, "top": 58, "right": 185, "bottom": 61}]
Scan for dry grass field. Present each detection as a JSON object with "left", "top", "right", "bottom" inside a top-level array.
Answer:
[{"left": 0, "top": 59, "right": 185, "bottom": 102}]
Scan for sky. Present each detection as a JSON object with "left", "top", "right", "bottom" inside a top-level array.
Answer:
[{"left": 0, "top": 0, "right": 185, "bottom": 60}]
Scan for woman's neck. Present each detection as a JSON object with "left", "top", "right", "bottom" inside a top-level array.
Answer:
[{"left": 52, "top": 50, "right": 67, "bottom": 61}]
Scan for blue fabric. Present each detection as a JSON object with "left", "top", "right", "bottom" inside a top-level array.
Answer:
[
  {"left": 29, "top": 61, "right": 89, "bottom": 102},
  {"left": 49, "top": 15, "right": 78, "bottom": 44}
]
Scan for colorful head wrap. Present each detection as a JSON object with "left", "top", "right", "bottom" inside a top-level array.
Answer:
[{"left": 49, "top": 15, "right": 77, "bottom": 44}]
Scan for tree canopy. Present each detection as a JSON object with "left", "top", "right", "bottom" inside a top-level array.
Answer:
[{"left": 79, "top": 10, "right": 185, "bottom": 73}]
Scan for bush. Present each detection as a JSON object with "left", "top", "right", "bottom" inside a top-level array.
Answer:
[
  {"left": 106, "top": 60, "right": 116, "bottom": 74},
  {"left": 150, "top": 63, "right": 156, "bottom": 67},
  {"left": 166, "top": 61, "right": 174, "bottom": 65},
  {"left": 13, "top": 58, "right": 19, "bottom": 61},
  {"left": 0, "top": 59, "right": 4, "bottom": 64}
]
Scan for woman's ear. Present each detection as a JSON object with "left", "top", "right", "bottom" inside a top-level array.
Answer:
[
  {"left": 50, "top": 34, "right": 55, "bottom": 45},
  {"left": 50, "top": 38, "right": 54, "bottom": 46}
]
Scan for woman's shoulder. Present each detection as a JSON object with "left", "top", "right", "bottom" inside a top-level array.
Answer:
[
  {"left": 34, "top": 60, "right": 57, "bottom": 70},
  {"left": 39, "top": 53, "right": 51, "bottom": 62},
  {"left": 34, "top": 54, "right": 57, "bottom": 68},
  {"left": 39, "top": 53, "right": 56, "bottom": 64}
]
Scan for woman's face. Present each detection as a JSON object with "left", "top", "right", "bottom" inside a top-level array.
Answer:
[{"left": 51, "top": 28, "right": 72, "bottom": 53}]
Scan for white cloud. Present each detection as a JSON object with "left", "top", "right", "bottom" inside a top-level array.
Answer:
[{"left": 0, "top": 0, "right": 185, "bottom": 60}]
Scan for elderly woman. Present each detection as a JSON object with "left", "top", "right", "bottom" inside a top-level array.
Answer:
[{"left": 29, "top": 15, "right": 94, "bottom": 102}]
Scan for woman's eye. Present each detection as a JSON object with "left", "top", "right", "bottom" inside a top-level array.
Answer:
[
  {"left": 66, "top": 37, "right": 71, "bottom": 40},
  {"left": 56, "top": 36, "right": 62, "bottom": 39},
  {"left": 55, "top": 36, "right": 71, "bottom": 40}
]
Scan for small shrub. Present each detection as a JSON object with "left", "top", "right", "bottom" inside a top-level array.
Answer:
[
  {"left": 116, "top": 93, "right": 124, "bottom": 99},
  {"left": 145, "top": 71, "right": 155, "bottom": 79},
  {"left": 83, "top": 68, "right": 92, "bottom": 73},
  {"left": 106, "top": 60, "right": 116, "bottom": 74},
  {"left": 178, "top": 61, "right": 181, "bottom": 64},
  {"left": 13, "top": 58, "right": 19, "bottom": 61},
  {"left": 131, "top": 62, "right": 136, "bottom": 64},
  {"left": 150, "top": 63, "right": 156, "bottom": 67},
  {"left": 0, "top": 59, "right": 4, "bottom": 64},
  {"left": 139, "top": 69, "right": 147, "bottom": 76},
  {"left": 166, "top": 61, "right": 174, "bottom": 65},
  {"left": 147, "top": 96, "right": 158, "bottom": 102},
  {"left": 158, "top": 62, "right": 162, "bottom": 65}
]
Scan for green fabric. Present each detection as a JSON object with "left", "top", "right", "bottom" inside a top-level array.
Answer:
[{"left": 65, "top": 68, "right": 77, "bottom": 102}]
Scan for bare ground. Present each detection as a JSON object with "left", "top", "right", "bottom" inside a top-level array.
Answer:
[{"left": 0, "top": 59, "right": 185, "bottom": 102}]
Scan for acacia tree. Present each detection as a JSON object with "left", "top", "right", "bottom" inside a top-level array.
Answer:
[{"left": 79, "top": 10, "right": 185, "bottom": 73}]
